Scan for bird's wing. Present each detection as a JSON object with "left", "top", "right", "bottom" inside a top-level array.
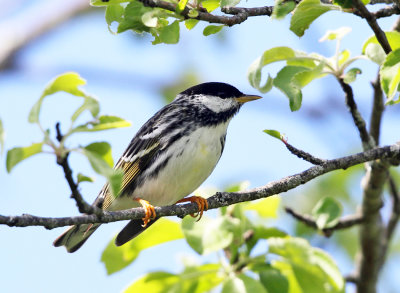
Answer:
[{"left": 97, "top": 136, "right": 161, "bottom": 210}]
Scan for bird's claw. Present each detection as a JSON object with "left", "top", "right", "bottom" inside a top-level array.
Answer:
[
  {"left": 135, "top": 198, "right": 156, "bottom": 227},
  {"left": 177, "top": 196, "right": 209, "bottom": 221}
]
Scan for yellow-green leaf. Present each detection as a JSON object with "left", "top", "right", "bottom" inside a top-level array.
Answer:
[
  {"left": 101, "top": 219, "right": 183, "bottom": 274},
  {"left": 6, "top": 143, "right": 43, "bottom": 172}
]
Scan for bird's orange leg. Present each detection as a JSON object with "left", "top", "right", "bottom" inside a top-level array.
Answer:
[
  {"left": 176, "top": 196, "right": 209, "bottom": 221},
  {"left": 134, "top": 198, "right": 156, "bottom": 227}
]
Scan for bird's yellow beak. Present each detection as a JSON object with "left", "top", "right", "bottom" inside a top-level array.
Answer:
[{"left": 235, "top": 95, "right": 263, "bottom": 104}]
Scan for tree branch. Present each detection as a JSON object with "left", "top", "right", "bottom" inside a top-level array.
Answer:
[
  {"left": 0, "top": 0, "right": 90, "bottom": 69},
  {"left": 285, "top": 206, "right": 364, "bottom": 237},
  {"left": 352, "top": 0, "right": 392, "bottom": 54},
  {"left": 139, "top": 0, "right": 273, "bottom": 26},
  {"left": 356, "top": 160, "right": 388, "bottom": 293},
  {"left": 338, "top": 78, "right": 375, "bottom": 150},
  {"left": 369, "top": 76, "right": 384, "bottom": 146},
  {"left": 1, "top": 143, "right": 399, "bottom": 229}
]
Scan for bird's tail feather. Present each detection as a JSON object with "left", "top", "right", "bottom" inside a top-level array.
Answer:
[
  {"left": 53, "top": 223, "right": 101, "bottom": 253},
  {"left": 115, "top": 219, "right": 157, "bottom": 246}
]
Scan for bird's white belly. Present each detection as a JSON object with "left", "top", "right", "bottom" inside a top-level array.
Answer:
[{"left": 132, "top": 123, "right": 228, "bottom": 207}]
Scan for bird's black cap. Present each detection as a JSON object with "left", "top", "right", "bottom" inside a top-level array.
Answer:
[{"left": 180, "top": 82, "right": 243, "bottom": 99}]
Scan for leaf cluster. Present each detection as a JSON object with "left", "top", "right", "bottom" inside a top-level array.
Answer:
[
  {"left": 5, "top": 72, "right": 131, "bottom": 197},
  {"left": 102, "top": 183, "right": 344, "bottom": 293}
]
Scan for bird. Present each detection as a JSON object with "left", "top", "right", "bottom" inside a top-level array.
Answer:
[{"left": 53, "top": 82, "right": 262, "bottom": 253}]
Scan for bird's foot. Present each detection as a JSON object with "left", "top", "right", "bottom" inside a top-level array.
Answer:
[
  {"left": 135, "top": 198, "right": 156, "bottom": 227},
  {"left": 176, "top": 196, "right": 209, "bottom": 221}
]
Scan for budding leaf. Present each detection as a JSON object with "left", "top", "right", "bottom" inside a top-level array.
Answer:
[
  {"left": 77, "top": 173, "right": 95, "bottom": 183},
  {"left": 342, "top": 68, "right": 361, "bottom": 84},
  {"left": 263, "top": 129, "right": 283, "bottom": 140}
]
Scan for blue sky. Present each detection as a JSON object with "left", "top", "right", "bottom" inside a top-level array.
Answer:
[{"left": 1, "top": 1, "right": 400, "bottom": 292}]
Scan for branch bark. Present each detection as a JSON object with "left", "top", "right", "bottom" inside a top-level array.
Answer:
[{"left": 1, "top": 143, "right": 399, "bottom": 229}]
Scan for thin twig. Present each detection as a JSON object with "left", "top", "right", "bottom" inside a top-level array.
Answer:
[
  {"left": 352, "top": 0, "right": 392, "bottom": 54},
  {"left": 1, "top": 143, "right": 399, "bottom": 229},
  {"left": 338, "top": 78, "right": 375, "bottom": 150},
  {"left": 285, "top": 207, "right": 364, "bottom": 237},
  {"left": 282, "top": 139, "right": 326, "bottom": 165},
  {"left": 55, "top": 123, "right": 100, "bottom": 215}
]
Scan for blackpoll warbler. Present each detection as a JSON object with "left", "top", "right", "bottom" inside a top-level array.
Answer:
[{"left": 54, "top": 82, "right": 262, "bottom": 252}]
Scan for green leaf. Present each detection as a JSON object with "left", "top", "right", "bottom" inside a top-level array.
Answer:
[
  {"left": 101, "top": 219, "right": 183, "bottom": 274},
  {"left": 319, "top": 27, "right": 351, "bottom": 42},
  {"left": 105, "top": 4, "right": 124, "bottom": 33},
  {"left": 259, "top": 266, "right": 289, "bottom": 293},
  {"left": 311, "top": 197, "right": 342, "bottom": 229},
  {"left": 342, "top": 68, "right": 361, "bottom": 84},
  {"left": 254, "top": 226, "right": 288, "bottom": 239},
  {"left": 6, "top": 143, "right": 43, "bottom": 172},
  {"left": 268, "top": 237, "right": 344, "bottom": 292},
  {"left": 91, "top": 0, "right": 130, "bottom": 6},
  {"left": 245, "top": 196, "right": 281, "bottom": 218},
  {"left": 0, "top": 118, "right": 4, "bottom": 154},
  {"left": 29, "top": 72, "right": 87, "bottom": 124},
  {"left": 158, "top": 20, "right": 180, "bottom": 44},
  {"left": 362, "top": 31, "right": 400, "bottom": 54},
  {"left": 71, "top": 96, "right": 100, "bottom": 122},
  {"left": 72, "top": 115, "right": 131, "bottom": 133},
  {"left": 85, "top": 142, "right": 114, "bottom": 167},
  {"left": 124, "top": 272, "right": 180, "bottom": 293},
  {"left": 81, "top": 144, "right": 122, "bottom": 197},
  {"left": 272, "top": 0, "right": 295, "bottom": 20},
  {"left": 292, "top": 61, "right": 325, "bottom": 88},
  {"left": 177, "top": 0, "right": 189, "bottom": 12},
  {"left": 182, "top": 216, "right": 240, "bottom": 255},
  {"left": 380, "top": 48, "right": 400, "bottom": 102},
  {"left": 117, "top": 1, "right": 152, "bottom": 34},
  {"left": 273, "top": 66, "right": 308, "bottom": 111},
  {"left": 247, "top": 47, "right": 317, "bottom": 94},
  {"left": 203, "top": 25, "right": 224, "bottom": 36},
  {"left": 221, "top": 0, "right": 241, "bottom": 7},
  {"left": 185, "top": 19, "right": 199, "bottom": 30},
  {"left": 202, "top": 0, "right": 220, "bottom": 12},
  {"left": 124, "top": 263, "right": 223, "bottom": 293},
  {"left": 77, "top": 173, "right": 95, "bottom": 183},
  {"left": 290, "top": 0, "right": 338, "bottom": 37},
  {"left": 247, "top": 57, "right": 273, "bottom": 93},
  {"left": 222, "top": 274, "right": 268, "bottom": 293}
]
